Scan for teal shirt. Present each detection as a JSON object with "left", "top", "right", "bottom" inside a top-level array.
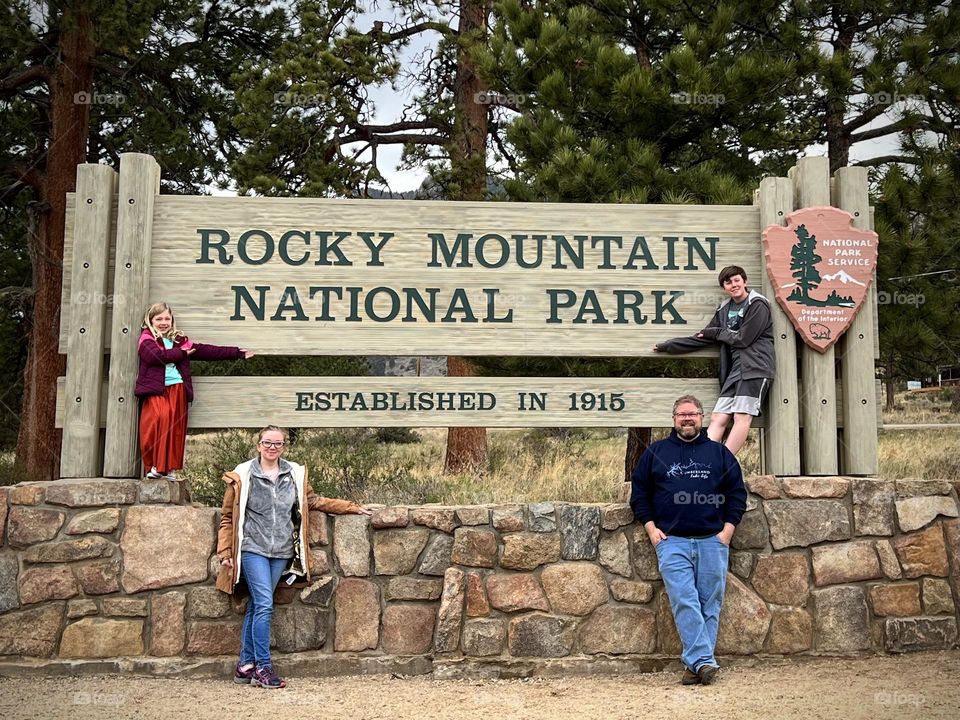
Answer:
[{"left": 162, "top": 338, "right": 183, "bottom": 386}]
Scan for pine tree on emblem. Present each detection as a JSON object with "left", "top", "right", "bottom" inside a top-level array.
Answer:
[{"left": 789, "top": 225, "right": 823, "bottom": 305}]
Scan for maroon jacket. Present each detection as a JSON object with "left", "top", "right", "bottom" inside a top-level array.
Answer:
[{"left": 134, "top": 330, "right": 244, "bottom": 402}]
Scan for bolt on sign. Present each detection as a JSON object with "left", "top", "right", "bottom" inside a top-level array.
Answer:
[{"left": 763, "top": 207, "right": 878, "bottom": 352}]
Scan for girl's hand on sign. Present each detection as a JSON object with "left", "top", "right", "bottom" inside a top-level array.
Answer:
[{"left": 241, "top": 349, "right": 254, "bottom": 359}]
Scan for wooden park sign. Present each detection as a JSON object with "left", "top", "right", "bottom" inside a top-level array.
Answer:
[
  {"left": 56, "top": 154, "right": 880, "bottom": 480},
  {"left": 764, "top": 207, "right": 879, "bottom": 352}
]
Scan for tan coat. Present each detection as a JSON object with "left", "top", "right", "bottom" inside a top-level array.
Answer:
[{"left": 215, "top": 458, "right": 361, "bottom": 598}]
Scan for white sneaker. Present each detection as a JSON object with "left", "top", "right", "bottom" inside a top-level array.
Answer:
[
  {"left": 145, "top": 467, "right": 162, "bottom": 480},
  {"left": 160, "top": 471, "right": 179, "bottom": 481}
]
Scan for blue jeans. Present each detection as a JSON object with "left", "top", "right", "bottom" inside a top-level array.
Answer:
[
  {"left": 655, "top": 535, "right": 729, "bottom": 672},
  {"left": 239, "top": 552, "right": 289, "bottom": 668}
]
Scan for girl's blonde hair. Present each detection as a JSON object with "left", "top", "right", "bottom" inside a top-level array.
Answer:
[
  {"left": 258, "top": 425, "right": 289, "bottom": 443},
  {"left": 142, "top": 302, "right": 183, "bottom": 341}
]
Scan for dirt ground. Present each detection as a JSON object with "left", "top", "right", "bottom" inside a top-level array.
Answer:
[{"left": 1, "top": 651, "right": 957, "bottom": 720}]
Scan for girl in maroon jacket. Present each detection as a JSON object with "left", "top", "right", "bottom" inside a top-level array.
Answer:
[{"left": 135, "top": 302, "right": 253, "bottom": 480}]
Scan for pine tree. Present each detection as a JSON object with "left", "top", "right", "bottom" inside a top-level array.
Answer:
[{"left": 789, "top": 224, "right": 823, "bottom": 303}]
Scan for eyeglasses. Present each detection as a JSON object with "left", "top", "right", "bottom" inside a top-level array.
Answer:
[
  {"left": 259, "top": 440, "right": 285, "bottom": 449},
  {"left": 673, "top": 412, "right": 703, "bottom": 419}
]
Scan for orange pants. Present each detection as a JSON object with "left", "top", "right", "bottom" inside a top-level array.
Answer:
[{"left": 139, "top": 383, "right": 188, "bottom": 474}]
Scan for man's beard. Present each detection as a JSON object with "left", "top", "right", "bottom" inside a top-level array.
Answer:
[{"left": 677, "top": 423, "right": 700, "bottom": 440}]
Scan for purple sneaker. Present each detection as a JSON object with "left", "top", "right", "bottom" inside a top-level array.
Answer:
[
  {"left": 233, "top": 662, "right": 255, "bottom": 684},
  {"left": 252, "top": 665, "right": 286, "bottom": 689}
]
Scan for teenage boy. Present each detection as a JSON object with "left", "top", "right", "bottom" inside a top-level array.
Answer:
[{"left": 653, "top": 265, "right": 775, "bottom": 455}]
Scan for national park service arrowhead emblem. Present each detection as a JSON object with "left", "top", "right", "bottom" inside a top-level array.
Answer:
[{"left": 763, "top": 206, "right": 878, "bottom": 352}]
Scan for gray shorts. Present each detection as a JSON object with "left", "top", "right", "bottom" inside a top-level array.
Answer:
[{"left": 713, "top": 378, "right": 770, "bottom": 417}]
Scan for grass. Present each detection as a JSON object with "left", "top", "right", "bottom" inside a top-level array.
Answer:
[{"left": 882, "top": 387, "right": 960, "bottom": 425}]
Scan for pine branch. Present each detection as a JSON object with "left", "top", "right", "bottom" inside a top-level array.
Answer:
[
  {"left": 854, "top": 155, "right": 920, "bottom": 167},
  {"left": 372, "top": 21, "right": 453, "bottom": 44},
  {"left": 0, "top": 65, "right": 51, "bottom": 95}
]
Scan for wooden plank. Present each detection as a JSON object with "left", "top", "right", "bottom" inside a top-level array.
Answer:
[
  {"left": 56, "top": 376, "right": 879, "bottom": 430},
  {"left": 103, "top": 154, "right": 160, "bottom": 477},
  {"left": 60, "top": 165, "right": 117, "bottom": 477},
  {"left": 795, "top": 157, "right": 839, "bottom": 474},
  {"left": 62, "top": 195, "right": 765, "bottom": 356},
  {"left": 759, "top": 176, "right": 801, "bottom": 475},
  {"left": 834, "top": 167, "right": 879, "bottom": 474}
]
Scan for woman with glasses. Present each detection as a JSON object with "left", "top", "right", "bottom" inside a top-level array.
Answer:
[{"left": 215, "top": 425, "right": 370, "bottom": 689}]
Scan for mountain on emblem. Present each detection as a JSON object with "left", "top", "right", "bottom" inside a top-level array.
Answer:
[{"left": 763, "top": 207, "right": 878, "bottom": 352}]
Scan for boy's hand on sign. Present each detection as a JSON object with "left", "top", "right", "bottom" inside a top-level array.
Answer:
[{"left": 241, "top": 350, "right": 254, "bottom": 359}]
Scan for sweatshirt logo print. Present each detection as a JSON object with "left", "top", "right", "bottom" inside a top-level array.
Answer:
[{"left": 666, "top": 459, "right": 712, "bottom": 480}]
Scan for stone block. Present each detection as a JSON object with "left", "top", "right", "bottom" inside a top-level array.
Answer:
[
  {"left": 491, "top": 505, "right": 524, "bottom": 532},
  {"left": 656, "top": 592, "right": 681, "bottom": 655},
  {"left": 851, "top": 479, "right": 895, "bottom": 536},
  {"left": 9, "top": 483, "right": 45, "bottom": 505},
  {"left": 609, "top": 580, "right": 653, "bottom": 604},
  {"left": 310, "top": 548, "right": 330, "bottom": 576},
  {"left": 333, "top": 514, "right": 371, "bottom": 577},
  {"left": 0, "top": 488, "right": 7, "bottom": 544},
  {"left": 579, "top": 606, "right": 656, "bottom": 654},
  {"left": 896, "top": 479, "right": 953, "bottom": 497},
  {"left": 895, "top": 496, "right": 958, "bottom": 533},
  {"left": 456, "top": 507, "right": 490, "bottom": 526},
  {"left": 60, "top": 618, "right": 144, "bottom": 658},
  {"left": 601, "top": 504, "right": 634, "bottom": 530},
  {"left": 731, "top": 509, "right": 769, "bottom": 550},
  {"left": 75, "top": 559, "right": 121, "bottom": 595},
  {"left": 463, "top": 618, "right": 506, "bottom": 656},
  {"left": 766, "top": 608, "right": 812, "bottom": 653},
  {"left": 189, "top": 586, "right": 231, "bottom": 618},
  {"left": 334, "top": 578, "right": 380, "bottom": 651},
  {"left": 309, "top": 510, "right": 330, "bottom": 545},
  {"left": 746, "top": 475, "right": 780, "bottom": 499},
  {"left": 780, "top": 477, "right": 849, "bottom": 498},
  {"left": 945, "top": 519, "right": 960, "bottom": 609},
  {"left": 765, "top": 500, "right": 851, "bottom": 549},
  {"left": 528, "top": 502, "right": 556, "bottom": 532},
  {"left": 371, "top": 506, "right": 409, "bottom": 529},
  {"left": 716, "top": 574, "right": 771, "bottom": 655},
  {"left": 730, "top": 552, "right": 755, "bottom": 580},
  {"left": 812, "top": 541, "right": 881, "bottom": 586},
  {"left": 102, "top": 598, "right": 147, "bottom": 617},
  {"left": 150, "top": 592, "right": 186, "bottom": 656},
  {"left": 892, "top": 524, "right": 949, "bottom": 578},
  {"left": 411, "top": 507, "right": 458, "bottom": 533},
  {"left": 541, "top": 563, "right": 608, "bottom": 616},
  {"left": 7, "top": 507, "right": 64, "bottom": 547},
  {"left": 875, "top": 540, "right": 902, "bottom": 580},
  {"left": 813, "top": 586, "right": 871, "bottom": 652},
  {"left": 301, "top": 576, "right": 337, "bottom": 606},
  {"left": 67, "top": 599, "right": 98, "bottom": 619},
  {"left": 885, "top": 617, "right": 958, "bottom": 653},
  {"left": 752, "top": 553, "right": 809, "bottom": 606},
  {"left": 466, "top": 571, "right": 490, "bottom": 617},
  {"left": 451, "top": 528, "right": 497, "bottom": 568},
  {"left": 272, "top": 604, "right": 327, "bottom": 652},
  {"left": 18, "top": 565, "right": 78, "bottom": 604},
  {"left": 0, "top": 552, "right": 18, "bottom": 613},
  {"left": 922, "top": 578, "right": 955, "bottom": 615},
  {"left": 373, "top": 528, "right": 430, "bottom": 575},
  {"left": 382, "top": 604, "right": 435, "bottom": 655},
  {"left": 121, "top": 506, "right": 216, "bottom": 593},
  {"left": 45, "top": 478, "right": 138, "bottom": 507},
  {"left": 598, "top": 531, "right": 631, "bottom": 578},
  {"left": 487, "top": 573, "right": 549, "bottom": 613},
  {"left": 434, "top": 568, "right": 465, "bottom": 653},
  {"left": 23, "top": 536, "right": 114, "bottom": 564},
  {"left": 0, "top": 604, "right": 63, "bottom": 657},
  {"left": 500, "top": 532, "right": 561, "bottom": 571},
  {"left": 185, "top": 620, "right": 242, "bottom": 655},
  {"left": 508, "top": 613, "right": 574, "bottom": 657},
  {"left": 418, "top": 533, "right": 454, "bottom": 576},
  {"left": 65, "top": 508, "right": 121, "bottom": 535},
  {"left": 384, "top": 577, "right": 442, "bottom": 602},
  {"left": 558, "top": 505, "right": 600, "bottom": 560},
  {"left": 869, "top": 583, "right": 921, "bottom": 617},
  {"left": 630, "top": 527, "right": 661, "bottom": 580},
  {"left": 138, "top": 478, "right": 184, "bottom": 504}
]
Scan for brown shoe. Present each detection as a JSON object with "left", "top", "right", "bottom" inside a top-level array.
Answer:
[
  {"left": 698, "top": 664, "right": 719, "bottom": 685},
  {"left": 681, "top": 668, "right": 701, "bottom": 685}
]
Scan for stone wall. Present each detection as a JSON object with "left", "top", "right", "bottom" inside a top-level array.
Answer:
[{"left": 0, "top": 476, "right": 958, "bottom": 671}]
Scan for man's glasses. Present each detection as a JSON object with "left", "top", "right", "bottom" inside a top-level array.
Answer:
[
  {"left": 259, "top": 440, "right": 285, "bottom": 449},
  {"left": 673, "top": 412, "right": 703, "bottom": 419}
]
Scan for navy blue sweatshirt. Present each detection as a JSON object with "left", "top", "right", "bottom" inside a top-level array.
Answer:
[{"left": 630, "top": 430, "right": 747, "bottom": 537}]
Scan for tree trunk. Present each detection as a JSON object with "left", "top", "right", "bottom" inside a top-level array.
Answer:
[
  {"left": 885, "top": 354, "right": 896, "bottom": 411},
  {"left": 15, "top": 12, "right": 95, "bottom": 481},
  {"left": 443, "top": 356, "right": 488, "bottom": 473},
  {"left": 443, "top": 0, "right": 490, "bottom": 474},
  {"left": 620, "top": 427, "right": 652, "bottom": 500}
]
